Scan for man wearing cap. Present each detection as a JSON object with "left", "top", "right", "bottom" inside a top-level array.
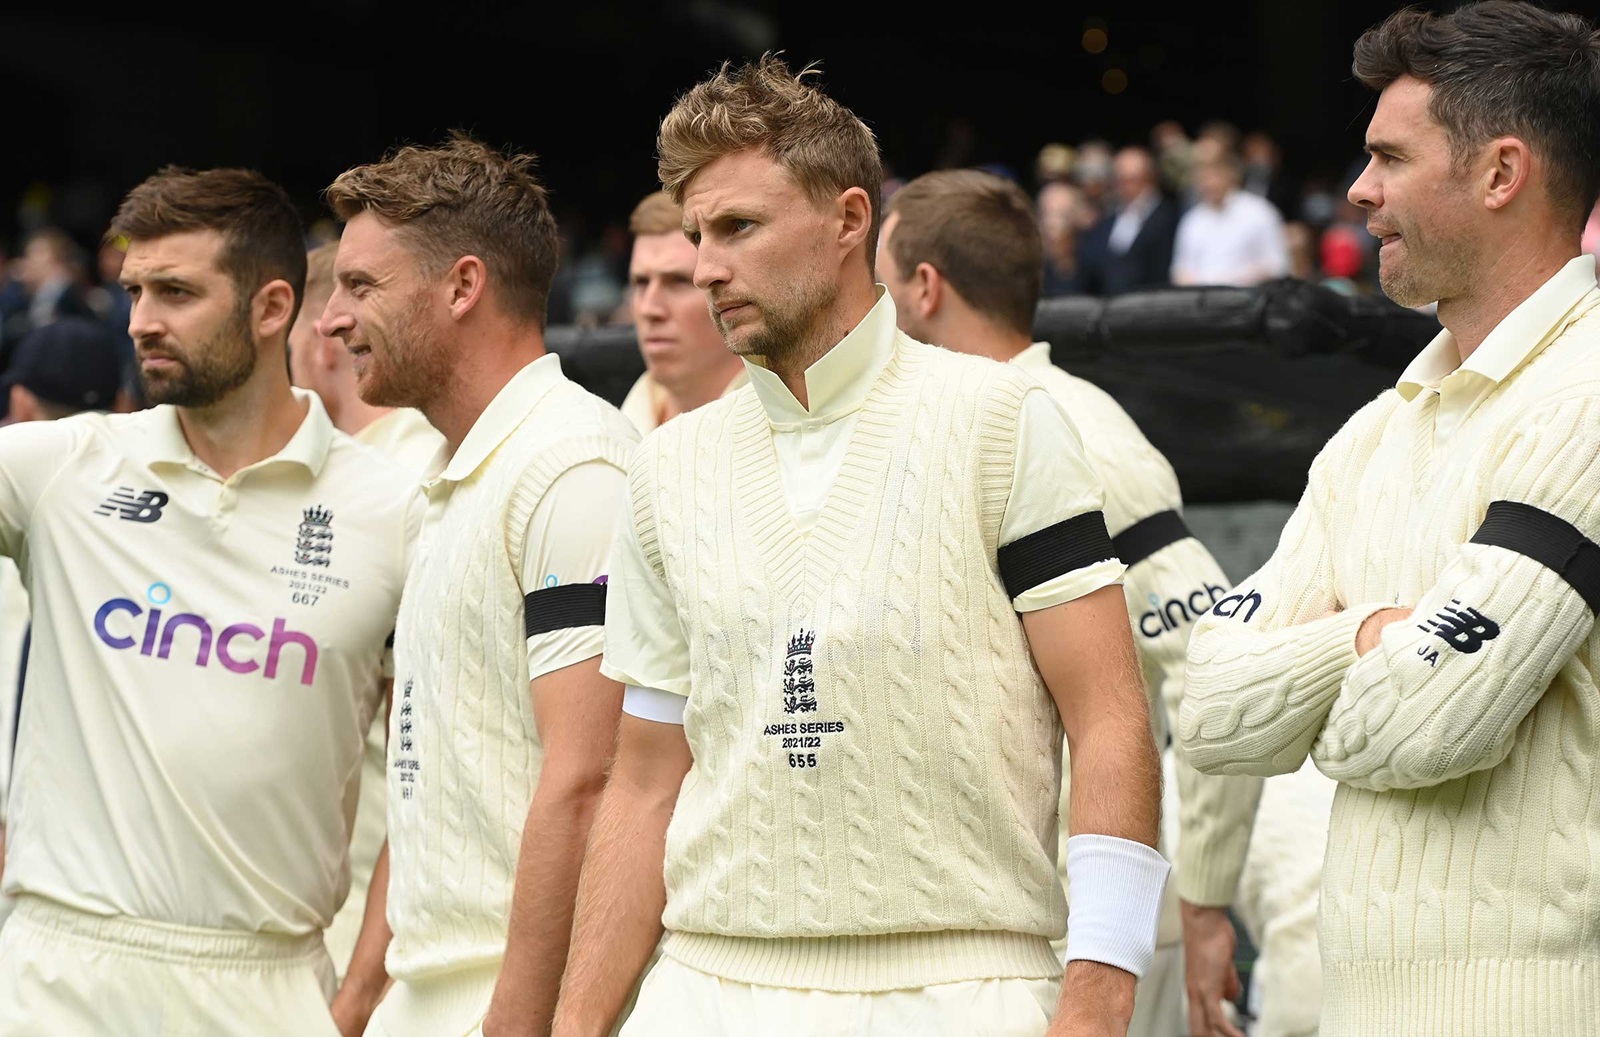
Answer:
[{"left": 0, "top": 316, "right": 129, "bottom": 927}]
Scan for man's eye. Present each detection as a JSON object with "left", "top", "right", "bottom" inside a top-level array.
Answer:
[
  {"left": 160, "top": 286, "right": 188, "bottom": 299},
  {"left": 733, "top": 219, "right": 754, "bottom": 233}
]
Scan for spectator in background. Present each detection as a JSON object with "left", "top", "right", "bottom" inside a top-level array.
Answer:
[
  {"left": 88, "top": 236, "right": 140, "bottom": 408},
  {"left": 1035, "top": 142, "right": 1076, "bottom": 191},
  {"left": 1241, "top": 131, "right": 1298, "bottom": 218},
  {"left": 1172, "top": 152, "right": 1291, "bottom": 286},
  {"left": 0, "top": 316, "right": 128, "bottom": 929},
  {"left": 617, "top": 191, "right": 746, "bottom": 435},
  {"left": 1078, "top": 147, "right": 1180, "bottom": 295},
  {"left": 1151, "top": 120, "right": 1194, "bottom": 196},
  {"left": 1038, "top": 180, "right": 1097, "bottom": 296},
  {"left": 1073, "top": 138, "right": 1115, "bottom": 213},
  {"left": 10, "top": 228, "right": 94, "bottom": 342}
]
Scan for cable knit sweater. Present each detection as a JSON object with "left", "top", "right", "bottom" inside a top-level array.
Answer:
[
  {"left": 1180, "top": 260, "right": 1600, "bottom": 1037},
  {"left": 624, "top": 340, "right": 1099, "bottom": 993}
]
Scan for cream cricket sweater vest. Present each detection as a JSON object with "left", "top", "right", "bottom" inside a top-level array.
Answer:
[
  {"left": 385, "top": 387, "right": 634, "bottom": 979},
  {"left": 632, "top": 337, "right": 1068, "bottom": 992},
  {"left": 1182, "top": 300, "right": 1600, "bottom": 1036}
]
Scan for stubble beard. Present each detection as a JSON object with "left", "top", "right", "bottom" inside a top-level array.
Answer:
[
  {"left": 714, "top": 274, "right": 838, "bottom": 370},
  {"left": 141, "top": 298, "right": 257, "bottom": 408},
  {"left": 359, "top": 291, "right": 451, "bottom": 412}
]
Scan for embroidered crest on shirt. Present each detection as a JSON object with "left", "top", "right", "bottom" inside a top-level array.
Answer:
[
  {"left": 294, "top": 506, "right": 334, "bottom": 567},
  {"left": 782, "top": 627, "right": 818, "bottom": 714}
]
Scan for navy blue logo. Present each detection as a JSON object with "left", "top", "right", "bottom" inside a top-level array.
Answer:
[
  {"left": 1211, "top": 588, "right": 1263, "bottom": 623},
  {"left": 95, "top": 487, "right": 168, "bottom": 523},
  {"left": 782, "top": 628, "right": 817, "bottom": 714},
  {"left": 295, "top": 506, "right": 334, "bottom": 567},
  {"left": 1140, "top": 583, "right": 1228, "bottom": 638},
  {"left": 1419, "top": 599, "right": 1499, "bottom": 655}
]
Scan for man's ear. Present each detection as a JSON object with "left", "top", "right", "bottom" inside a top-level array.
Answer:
[
  {"left": 913, "top": 261, "right": 945, "bottom": 320},
  {"left": 445, "top": 255, "right": 488, "bottom": 321},
  {"left": 1481, "top": 136, "right": 1532, "bottom": 214},
  {"left": 253, "top": 279, "right": 296, "bottom": 341},
  {"left": 837, "top": 186, "right": 873, "bottom": 256}
]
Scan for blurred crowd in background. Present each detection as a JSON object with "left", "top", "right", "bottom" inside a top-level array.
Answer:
[{"left": 8, "top": 114, "right": 1600, "bottom": 409}]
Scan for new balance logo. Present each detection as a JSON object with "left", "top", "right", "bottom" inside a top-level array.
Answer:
[
  {"left": 94, "top": 487, "right": 169, "bottom": 523},
  {"left": 1419, "top": 599, "right": 1500, "bottom": 655}
]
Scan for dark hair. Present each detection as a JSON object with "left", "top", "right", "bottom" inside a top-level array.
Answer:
[
  {"left": 109, "top": 166, "right": 308, "bottom": 324},
  {"left": 886, "top": 169, "right": 1041, "bottom": 337},
  {"left": 325, "top": 131, "right": 560, "bottom": 328},
  {"left": 1353, "top": 1, "right": 1600, "bottom": 229}
]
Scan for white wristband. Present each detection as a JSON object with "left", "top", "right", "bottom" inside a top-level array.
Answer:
[
  {"left": 622, "top": 684, "right": 687, "bottom": 725},
  {"left": 1063, "top": 833, "right": 1171, "bottom": 977}
]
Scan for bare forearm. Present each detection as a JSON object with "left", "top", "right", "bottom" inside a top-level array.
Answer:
[
  {"left": 1068, "top": 712, "right": 1161, "bottom": 848},
  {"left": 484, "top": 785, "right": 604, "bottom": 1037},
  {"left": 331, "top": 842, "right": 392, "bottom": 1036},
  {"left": 551, "top": 777, "right": 673, "bottom": 1037},
  {"left": 1049, "top": 959, "right": 1137, "bottom": 1035}
]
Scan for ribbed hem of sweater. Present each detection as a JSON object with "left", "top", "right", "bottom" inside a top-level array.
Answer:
[
  {"left": 1175, "top": 824, "right": 1251, "bottom": 908},
  {"left": 377, "top": 961, "right": 499, "bottom": 1036},
  {"left": 1321, "top": 959, "right": 1600, "bottom": 1037},
  {"left": 661, "top": 929, "right": 1062, "bottom": 992}
]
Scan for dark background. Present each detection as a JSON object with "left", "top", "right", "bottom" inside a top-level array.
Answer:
[{"left": 2, "top": 0, "right": 1465, "bottom": 254}]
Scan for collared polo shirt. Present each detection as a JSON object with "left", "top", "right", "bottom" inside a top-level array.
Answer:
[
  {"left": 1397, "top": 255, "right": 1600, "bottom": 446},
  {"left": 0, "top": 390, "right": 421, "bottom": 934}
]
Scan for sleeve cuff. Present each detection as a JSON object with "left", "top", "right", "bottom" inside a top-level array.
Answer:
[
  {"left": 1014, "top": 558, "right": 1126, "bottom": 613},
  {"left": 622, "top": 684, "right": 687, "bottom": 724},
  {"left": 1063, "top": 833, "right": 1172, "bottom": 977}
]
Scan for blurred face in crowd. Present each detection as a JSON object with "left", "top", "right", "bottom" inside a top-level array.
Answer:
[
  {"left": 286, "top": 284, "right": 337, "bottom": 398},
  {"left": 628, "top": 230, "right": 735, "bottom": 396},
  {"left": 1113, "top": 149, "right": 1157, "bottom": 207},
  {"left": 682, "top": 149, "right": 842, "bottom": 362},
  {"left": 1348, "top": 76, "right": 1478, "bottom": 308},
  {"left": 1195, "top": 159, "right": 1238, "bottom": 207},
  {"left": 318, "top": 211, "right": 452, "bottom": 410},
  {"left": 120, "top": 230, "right": 259, "bottom": 407}
]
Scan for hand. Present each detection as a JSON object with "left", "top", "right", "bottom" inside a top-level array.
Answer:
[
  {"left": 329, "top": 991, "right": 374, "bottom": 1037},
  {"left": 1181, "top": 901, "right": 1246, "bottom": 1037},
  {"left": 1355, "top": 606, "right": 1413, "bottom": 656}
]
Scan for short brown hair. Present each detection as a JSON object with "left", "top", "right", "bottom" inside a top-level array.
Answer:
[
  {"left": 629, "top": 191, "right": 683, "bottom": 237},
  {"left": 657, "top": 53, "right": 883, "bottom": 260},
  {"left": 1353, "top": 1, "right": 1600, "bottom": 229},
  {"left": 886, "top": 170, "right": 1041, "bottom": 337},
  {"left": 324, "top": 131, "right": 560, "bottom": 327},
  {"left": 109, "top": 166, "right": 308, "bottom": 324},
  {"left": 303, "top": 241, "right": 338, "bottom": 305}
]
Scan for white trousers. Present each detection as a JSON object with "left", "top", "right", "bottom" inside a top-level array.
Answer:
[
  {"left": 0, "top": 895, "right": 338, "bottom": 1037},
  {"left": 619, "top": 956, "right": 1060, "bottom": 1037}
]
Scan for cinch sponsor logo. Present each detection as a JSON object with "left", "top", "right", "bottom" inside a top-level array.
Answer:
[
  {"left": 1211, "top": 588, "right": 1263, "bottom": 623},
  {"left": 92, "top": 582, "right": 320, "bottom": 685},
  {"left": 1139, "top": 584, "right": 1228, "bottom": 638}
]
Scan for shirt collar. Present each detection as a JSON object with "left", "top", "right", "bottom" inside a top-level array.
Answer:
[
  {"left": 1012, "top": 341, "right": 1054, "bottom": 372},
  {"left": 743, "top": 286, "right": 899, "bottom": 426},
  {"left": 146, "top": 387, "right": 335, "bottom": 476},
  {"left": 1397, "top": 255, "right": 1600, "bottom": 401},
  {"left": 433, "top": 353, "right": 566, "bottom": 484}
]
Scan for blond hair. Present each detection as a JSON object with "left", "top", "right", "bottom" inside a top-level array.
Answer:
[
  {"left": 303, "top": 241, "right": 338, "bottom": 305},
  {"left": 629, "top": 191, "right": 683, "bottom": 236},
  {"left": 657, "top": 53, "right": 883, "bottom": 259},
  {"left": 324, "top": 131, "right": 560, "bottom": 327}
]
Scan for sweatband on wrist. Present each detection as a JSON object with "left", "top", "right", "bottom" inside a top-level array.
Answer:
[{"left": 1063, "top": 833, "right": 1171, "bottom": 977}]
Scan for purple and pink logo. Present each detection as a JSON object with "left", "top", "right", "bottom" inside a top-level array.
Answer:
[{"left": 93, "top": 582, "right": 320, "bottom": 685}]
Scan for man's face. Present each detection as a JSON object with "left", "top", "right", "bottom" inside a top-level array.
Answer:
[
  {"left": 121, "top": 230, "right": 258, "bottom": 408},
  {"left": 628, "top": 231, "right": 733, "bottom": 394},
  {"left": 318, "top": 211, "right": 449, "bottom": 410},
  {"left": 875, "top": 212, "right": 933, "bottom": 343},
  {"left": 681, "top": 150, "right": 839, "bottom": 361},
  {"left": 1348, "top": 76, "right": 1478, "bottom": 308},
  {"left": 1113, "top": 152, "right": 1152, "bottom": 207},
  {"left": 286, "top": 287, "right": 334, "bottom": 395}
]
